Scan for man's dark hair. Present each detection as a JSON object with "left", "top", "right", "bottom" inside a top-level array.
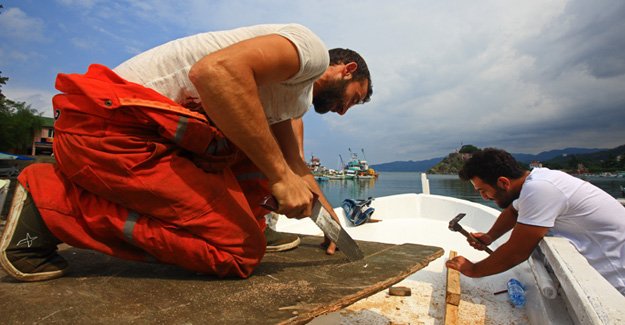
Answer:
[
  {"left": 459, "top": 148, "right": 525, "bottom": 186},
  {"left": 329, "top": 48, "right": 372, "bottom": 103}
]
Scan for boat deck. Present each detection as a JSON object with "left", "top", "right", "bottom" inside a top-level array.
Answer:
[
  {"left": 281, "top": 216, "right": 533, "bottom": 324},
  {"left": 0, "top": 236, "right": 442, "bottom": 324}
]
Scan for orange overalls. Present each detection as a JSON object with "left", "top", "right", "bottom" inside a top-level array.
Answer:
[{"left": 18, "top": 64, "right": 270, "bottom": 278}]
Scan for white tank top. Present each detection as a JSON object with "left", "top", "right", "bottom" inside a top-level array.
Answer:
[{"left": 114, "top": 24, "right": 329, "bottom": 124}]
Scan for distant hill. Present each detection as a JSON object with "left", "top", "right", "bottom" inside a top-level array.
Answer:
[
  {"left": 427, "top": 152, "right": 465, "bottom": 174},
  {"left": 371, "top": 157, "right": 442, "bottom": 172},
  {"left": 511, "top": 147, "right": 606, "bottom": 163},
  {"left": 373, "top": 146, "right": 615, "bottom": 173},
  {"left": 542, "top": 144, "right": 625, "bottom": 172}
]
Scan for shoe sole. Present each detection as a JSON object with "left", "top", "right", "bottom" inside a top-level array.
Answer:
[
  {"left": 0, "top": 184, "right": 66, "bottom": 282},
  {"left": 266, "top": 236, "right": 301, "bottom": 252}
]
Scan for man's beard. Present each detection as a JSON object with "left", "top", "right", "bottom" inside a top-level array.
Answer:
[
  {"left": 313, "top": 79, "right": 348, "bottom": 114},
  {"left": 494, "top": 187, "right": 515, "bottom": 208}
]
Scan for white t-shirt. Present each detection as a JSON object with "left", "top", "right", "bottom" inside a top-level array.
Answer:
[
  {"left": 513, "top": 168, "right": 625, "bottom": 294},
  {"left": 113, "top": 24, "right": 329, "bottom": 124}
]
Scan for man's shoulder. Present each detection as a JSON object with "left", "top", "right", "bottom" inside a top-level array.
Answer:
[
  {"left": 213, "top": 23, "right": 319, "bottom": 39},
  {"left": 521, "top": 169, "right": 568, "bottom": 200},
  {"left": 527, "top": 168, "right": 577, "bottom": 183}
]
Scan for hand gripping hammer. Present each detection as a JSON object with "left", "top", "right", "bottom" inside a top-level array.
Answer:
[{"left": 448, "top": 213, "right": 494, "bottom": 254}]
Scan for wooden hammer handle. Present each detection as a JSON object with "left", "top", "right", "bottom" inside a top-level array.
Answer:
[{"left": 470, "top": 234, "right": 494, "bottom": 254}]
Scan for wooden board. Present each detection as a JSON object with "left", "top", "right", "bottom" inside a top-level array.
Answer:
[
  {"left": 445, "top": 250, "right": 461, "bottom": 324},
  {"left": 0, "top": 235, "right": 443, "bottom": 324},
  {"left": 446, "top": 250, "right": 461, "bottom": 305},
  {"left": 445, "top": 303, "right": 459, "bottom": 325}
]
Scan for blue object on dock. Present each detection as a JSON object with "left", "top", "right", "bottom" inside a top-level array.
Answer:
[
  {"left": 342, "top": 197, "right": 375, "bottom": 226},
  {"left": 507, "top": 278, "right": 526, "bottom": 308}
]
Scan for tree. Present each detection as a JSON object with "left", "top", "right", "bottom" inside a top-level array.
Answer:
[
  {"left": 1, "top": 5, "right": 8, "bottom": 99},
  {"left": 459, "top": 144, "right": 479, "bottom": 154},
  {"left": 0, "top": 76, "right": 7, "bottom": 98},
  {"left": 0, "top": 67, "right": 43, "bottom": 153},
  {"left": 1, "top": 71, "right": 8, "bottom": 99},
  {"left": 0, "top": 100, "right": 43, "bottom": 153}
]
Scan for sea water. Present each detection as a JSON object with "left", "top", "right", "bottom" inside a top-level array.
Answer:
[{"left": 318, "top": 172, "right": 625, "bottom": 209}]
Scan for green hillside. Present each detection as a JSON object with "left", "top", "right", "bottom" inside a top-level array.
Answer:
[
  {"left": 542, "top": 144, "right": 625, "bottom": 172},
  {"left": 427, "top": 152, "right": 465, "bottom": 174},
  {"left": 427, "top": 144, "right": 625, "bottom": 174}
]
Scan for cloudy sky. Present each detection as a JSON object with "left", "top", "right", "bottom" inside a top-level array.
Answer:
[{"left": 1, "top": 0, "right": 624, "bottom": 165}]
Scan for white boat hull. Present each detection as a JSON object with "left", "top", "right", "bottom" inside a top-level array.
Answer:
[{"left": 276, "top": 193, "right": 624, "bottom": 324}]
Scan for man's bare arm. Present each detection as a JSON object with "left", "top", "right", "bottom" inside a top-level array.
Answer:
[
  {"left": 486, "top": 205, "right": 518, "bottom": 240},
  {"left": 271, "top": 119, "right": 339, "bottom": 254},
  {"left": 292, "top": 117, "right": 305, "bottom": 160},
  {"left": 447, "top": 223, "right": 549, "bottom": 277},
  {"left": 188, "top": 35, "right": 313, "bottom": 218}
]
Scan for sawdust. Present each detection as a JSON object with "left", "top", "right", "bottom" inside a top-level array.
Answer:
[
  {"left": 324, "top": 279, "right": 529, "bottom": 325},
  {"left": 225, "top": 279, "right": 316, "bottom": 307},
  {"left": 457, "top": 300, "right": 486, "bottom": 325},
  {"left": 342, "top": 281, "right": 438, "bottom": 324}
]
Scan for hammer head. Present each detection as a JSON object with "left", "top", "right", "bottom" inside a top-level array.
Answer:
[{"left": 448, "top": 213, "right": 467, "bottom": 232}]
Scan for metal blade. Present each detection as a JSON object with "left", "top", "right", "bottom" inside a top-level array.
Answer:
[{"left": 311, "top": 201, "right": 364, "bottom": 261}]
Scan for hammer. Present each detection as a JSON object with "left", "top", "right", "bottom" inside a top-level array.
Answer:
[{"left": 448, "top": 213, "right": 494, "bottom": 254}]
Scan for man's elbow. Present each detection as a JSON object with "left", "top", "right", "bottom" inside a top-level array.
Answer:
[
  {"left": 189, "top": 54, "right": 233, "bottom": 90},
  {"left": 189, "top": 58, "right": 215, "bottom": 89}
]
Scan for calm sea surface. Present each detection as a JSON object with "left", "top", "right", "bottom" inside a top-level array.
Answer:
[{"left": 318, "top": 172, "right": 625, "bottom": 210}]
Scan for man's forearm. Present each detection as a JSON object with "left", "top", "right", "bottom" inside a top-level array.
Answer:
[
  {"left": 470, "top": 223, "right": 548, "bottom": 277},
  {"left": 190, "top": 60, "right": 289, "bottom": 183},
  {"left": 486, "top": 206, "right": 518, "bottom": 240},
  {"left": 471, "top": 242, "right": 529, "bottom": 277}
]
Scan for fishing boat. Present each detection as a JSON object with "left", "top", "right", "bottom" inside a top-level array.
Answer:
[
  {"left": 275, "top": 174, "right": 625, "bottom": 324},
  {"left": 313, "top": 175, "right": 329, "bottom": 182},
  {"left": 344, "top": 149, "right": 379, "bottom": 180}
]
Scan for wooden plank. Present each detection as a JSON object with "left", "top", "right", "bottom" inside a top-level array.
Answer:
[
  {"left": 0, "top": 235, "right": 443, "bottom": 325},
  {"left": 388, "top": 286, "right": 412, "bottom": 296},
  {"left": 445, "top": 250, "right": 461, "bottom": 325},
  {"left": 445, "top": 303, "right": 459, "bottom": 325},
  {"left": 446, "top": 250, "right": 461, "bottom": 306}
]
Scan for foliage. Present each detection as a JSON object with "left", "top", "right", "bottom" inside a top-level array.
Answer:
[
  {"left": 0, "top": 76, "right": 7, "bottom": 96},
  {"left": 459, "top": 144, "right": 479, "bottom": 153},
  {"left": 429, "top": 144, "right": 482, "bottom": 174},
  {"left": 542, "top": 144, "right": 625, "bottom": 173},
  {"left": 1, "top": 71, "right": 8, "bottom": 99},
  {"left": 0, "top": 100, "right": 43, "bottom": 153},
  {"left": 0, "top": 68, "right": 44, "bottom": 154},
  {"left": 427, "top": 152, "right": 465, "bottom": 174}
]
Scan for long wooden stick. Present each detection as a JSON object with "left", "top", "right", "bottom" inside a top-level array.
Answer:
[{"left": 445, "top": 250, "right": 460, "bottom": 325}]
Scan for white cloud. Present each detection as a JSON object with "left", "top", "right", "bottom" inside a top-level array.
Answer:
[
  {"left": 3, "top": 86, "right": 54, "bottom": 117},
  {"left": 304, "top": 0, "right": 625, "bottom": 162},
  {"left": 3, "top": 0, "right": 625, "bottom": 164},
  {"left": 55, "top": 0, "right": 99, "bottom": 10},
  {"left": 0, "top": 7, "right": 45, "bottom": 41},
  {"left": 0, "top": 48, "right": 45, "bottom": 63},
  {"left": 70, "top": 37, "right": 96, "bottom": 50}
]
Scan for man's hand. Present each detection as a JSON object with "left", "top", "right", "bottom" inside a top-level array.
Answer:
[
  {"left": 446, "top": 255, "right": 477, "bottom": 277},
  {"left": 270, "top": 171, "right": 314, "bottom": 219},
  {"left": 469, "top": 232, "right": 493, "bottom": 252}
]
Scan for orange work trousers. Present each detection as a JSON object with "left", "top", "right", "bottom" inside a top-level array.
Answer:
[{"left": 19, "top": 65, "right": 270, "bottom": 278}]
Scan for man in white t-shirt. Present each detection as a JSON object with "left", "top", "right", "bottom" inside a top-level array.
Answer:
[
  {"left": 0, "top": 24, "right": 372, "bottom": 281},
  {"left": 446, "top": 148, "right": 625, "bottom": 295}
]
